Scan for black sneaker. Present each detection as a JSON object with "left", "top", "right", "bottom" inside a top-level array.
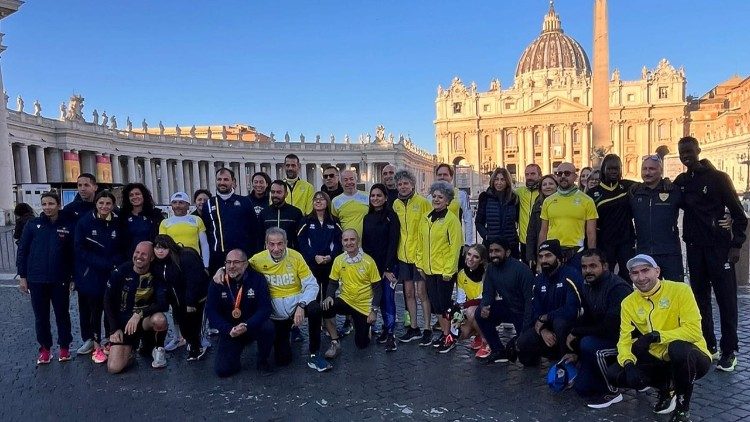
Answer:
[
  {"left": 418, "top": 330, "right": 434, "bottom": 347},
  {"left": 437, "top": 334, "right": 456, "bottom": 354},
  {"left": 186, "top": 347, "right": 207, "bottom": 362},
  {"left": 654, "top": 390, "right": 676, "bottom": 414},
  {"left": 669, "top": 410, "right": 691, "bottom": 422},
  {"left": 586, "top": 392, "right": 623, "bottom": 409},
  {"left": 342, "top": 319, "right": 353, "bottom": 336},
  {"left": 717, "top": 352, "right": 737, "bottom": 372},
  {"left": 376, "top": 331, "right": 389, "bottom": 344},
  {"left": 506, "top": 337, "right": 518, "bottom": 363},
  {"left": 257, "top": 361, "right": 274, "bottom": 377},
  {"left": 431, "top": 333, "right": 445, "bottom": 348},
  {"left": 385, "top": 335, "right": 397, "bottom": 352},
  {"left": 708, "top": 345, "right": 720, "bottom": 360},
  {"left": 481, "top": 349, "right": 509, "bottom": 364},
  {"left": 398, "top": 327, "right": 422, "bottom": 343}
]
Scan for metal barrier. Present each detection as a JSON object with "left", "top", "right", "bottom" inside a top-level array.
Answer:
[{"left": 0, "top": 227, "right": 17, "bottom": 273}]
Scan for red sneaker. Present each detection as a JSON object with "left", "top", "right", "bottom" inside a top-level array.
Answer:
[
  {"left": 58, "top": 348, "right": 71, "bottom": 362},
  {"left": 475, "top": 342, "right": 491, "bottom": 359},
  {"left": 37, "top": 348, "right": 52, "bottom": 365},
  {"left": 92, "top": 347, "right": 108, "bottom": 364},
  {"left": 470, "top": 336, "right": 484, "bottom": 350}
]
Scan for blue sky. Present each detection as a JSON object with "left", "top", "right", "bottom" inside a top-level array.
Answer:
[{"left": 2, "top": 0, "right": 749, "bottom": 152}]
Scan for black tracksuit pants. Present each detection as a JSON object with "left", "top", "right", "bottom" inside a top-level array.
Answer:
[
  {"left": 272, "top": 301, "right": 322, "bottom": 365},
  {"left": 517, "top": 318, "right": 573, "bottom": 366},
  {"left": 29, "top": 282, "right": 72, "bottom": 350},
  {"left": 214, "top": 319, "right": 275, "bottom": 378}
]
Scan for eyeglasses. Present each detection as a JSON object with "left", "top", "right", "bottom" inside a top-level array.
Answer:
[
  {"left": 224, "top": 260, "right": 245, "bottom": 266},
  {"left": 313, "top": 197, "right": 326, "bottom": 202},
  {"left": 555, "top": 170, "right": 574, "bottom": 177},
  {"left": 642, "top": 154, "right": 663, "bottom": 163},
  {"left": 322, "top": 173, "right": 336, "bottom": 179}
]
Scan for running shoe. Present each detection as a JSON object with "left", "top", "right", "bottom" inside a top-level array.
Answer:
[
  {"left": 342, "top": 319, "right": 353, "bottom": 336},
  {"left": 77, "top": 339, "right": 94, "bottom": 355},
  {"left": 506, "top": 337, "right": 518, "bottom": 363},
  {"left": 58, "top": 347, "right": 71, "bottom": 362},
  {"left": 437, "top": 334, "right": 456, "bottom": 354},
  {"left": 481, "top": 349, "right": 508, "bottom": 364},
  {"left": 164, "top": 337, "right": 186, "bottom": 352},
  {"left": 324, "top": 340, "right": 341, "bottom": 359},
  {"left": 37, "top": 348, "right": 51, "bottom": 365},
  {"left": 669, "top": 410, "right": 691, "bottom": 422},
  {"left": 376, "top": 331, "right": 389, "bottom": 344},
  {"left": 398, "top": 327, "right": 422, "bottom": 343},
  {"left": 91, "top": 347, "right": 107, "bottom": 364},
  {"left": 431, "top": 333, "right": 445, "bottom": 348},
  {"left": 307, "top": 354, "right": 332, "bottom": 372},
  {"left": 470, "top": 336, "right": 483, "bottom": 351},
  {"left": 475, "top": 343, "right": 491, "bottom": 359},
  {"left": 708, "top": 346, "right": 720, "bottom": 360},
  {"left": 418, "top": 330, "right": 434, "bottom": 347},
  {"left": 654, "top": 390, "right": 676, "bottom": 414},
  {"left": 151, "top": 347, "right": 167, "bottom": 368},
  {"left": 290, "top": 326, "right": 305, "bottom": 343},
  {"left": 208, "top": 328, "right": 219, "bottom": 336},
  {"left": 385, "top": 335, "right": 397, "bottom": 352},
  {"left": 187, "top": 347, "right": 207, "bottom": 362},
  {"left": 586, "top": 392, "right": 623, "bottom": 409},
  {"left": 717, "top": 352, "right": 737, "bottom": 372}
]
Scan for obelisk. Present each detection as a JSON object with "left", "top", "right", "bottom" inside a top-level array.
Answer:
[{"left": 591, "top": 0, "right": 610, "bottom": 166}]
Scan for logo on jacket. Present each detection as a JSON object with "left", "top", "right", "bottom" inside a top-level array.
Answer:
[
  {"left": 659, "top": 298, "right": 670, "bottom": 309},
  {"left": 234, "top": 200, "right": 241, "bottom": 206},
  {"left": 128, "top": 217, "right": 134, "bottom": 222},
  {"left": 37, "top": 224, "right": 41, "bottom": 228},
  {"left": 111, "top": 230, "right": 117, "bottom": 238},
  {"left": 540, "top": 286, "right": 547, "bottom": 293},
  {"left": 247, "top": 288, "right": 255, "bottom": 298},
  {"left": 327, "top": 224, "right": 335, "bottom": 229},
  {"left": 702, "top": 186, "right": 708, "bottom": 194},
  {"left": 221, "top": 292, "right": 228, "bottom": 298},
  {"left": 659, "top": 193, "right": 669, "bottom": 201},
  {"left": 573, "top": 198, "right": 581, "bottom": 205},
  {"left": 92, "top": 230, "right": 97, "bottom": 236}
]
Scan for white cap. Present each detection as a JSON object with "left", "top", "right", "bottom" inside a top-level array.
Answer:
[
  {"left": 170, "top": 192, "right": 190, "bottom": 203},
  {"left": 626, "top": 254, "right": 658, "bottom": 271}
]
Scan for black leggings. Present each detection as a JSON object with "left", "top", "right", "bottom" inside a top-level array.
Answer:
[
  {"left": 181, "top": 302, "right": 206, "bottom": 352},
  {"left": 272, "top": 301, "right": 322, "bottom": 365},
  {"left": 78, "top": 292, "right": 109, "bottom": 343},
  {"left": 322, "top": 297, "right": 371, "bottom": 349}
]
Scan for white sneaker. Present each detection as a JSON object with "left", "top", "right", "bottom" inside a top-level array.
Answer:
[
  {"left": 151, "top": 347, "right": 167, "bottom": 369},
  {"left": 164, "top": 337, "right": 186, "bottom": 352},
  {"left": 77, "top": 339, "right": 95, "bottom": 355}
]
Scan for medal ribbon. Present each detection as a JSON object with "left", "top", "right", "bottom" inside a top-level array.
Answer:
[{"left": 227, "top": 280, "right": 243, "bottom": 314}]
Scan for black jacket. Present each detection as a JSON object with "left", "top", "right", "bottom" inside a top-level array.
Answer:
[
  {"left": 13, "top": 213, "right": 34, "bottom": 243},
  {"left": 104, "top": 263, "right": 168, "bottom": 330},
  {"left": 16, "top": 213, "right": 75, "bottom": 283},
  {"left": 531, "top": 264, "right": 584, "bottom": 324},
  {"left": 122, "top": 208, "right": 164, "bottom": 256},
  {"left": 259, "top": 203, "right": 303, "bottom": 249},
  {"left": 297, "top": 214, "right": 343, "bottom": 271},
  {"left": 248, "top": 193, "right": 270, "bottom": 218},
  {"left": 588, "top": 179, "right": 637, "bottom": 246},
  {"left": 674, "top": 159, "right": 748, "bottom": 248},
  {"left": 629, "top": 179, "right": 682, "bottom": 255},
  {"left": 571, "top": 271, "right": 632, "bottom": 341},
  {"left": 62, "top": 198, "right": 96, "bottom": 223},
  {"left": 74, "top": 211, "right": 126, "bottom": 296},
  {"left": 481, "top": 258, "right": 535, "bottom": 330},
  {"left": 321, "top": 183, "right": 343, "bottom": 200},
  {"left": 362, "top": 208, "right": 400, "bottom": 274},
  {"left": 525, "top": 196, "right": 544, "bottom": 262},
  {"left": 152, "top": 248, "right": 209, "bottom": 308},
  {"left": 206, "top": 269, "right": 272, "bottom": 336},
  {"left": 476, "top": 190, "right": 519, "bottom": 245}
]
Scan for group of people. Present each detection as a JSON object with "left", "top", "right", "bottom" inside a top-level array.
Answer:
[{"left": 15, "top": 138, "right": 748, "bottom": 421}]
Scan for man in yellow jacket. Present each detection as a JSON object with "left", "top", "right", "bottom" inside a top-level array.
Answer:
[
  {"left": 607, "top": 254, "right": 710, "bottom": 422},
  {"left": 283, "top": 154, "right": 315, "bottom": 215}
]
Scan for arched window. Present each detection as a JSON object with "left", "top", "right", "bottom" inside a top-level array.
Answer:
[
  {"left": 553, "top": 130, "right": 561, "bottom": 145},
  {"left": 627, "top": 126, "right": 635, "bottom": 141},
  {"left": 484, "top": 135, "right": 490, "bottom": 150},
  {"left": 573, "top": 129, "right": 580, "bottom": 144},
  {"left": 534, "top": 131, "right": 541, "bottom": 146},
  {"left": 506, "top": 132, "right": 516, "bottom": 147}
]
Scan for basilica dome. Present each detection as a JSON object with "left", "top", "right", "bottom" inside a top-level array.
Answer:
[{"left": 515, "top": 2, "right": 591, "bottom": 78}]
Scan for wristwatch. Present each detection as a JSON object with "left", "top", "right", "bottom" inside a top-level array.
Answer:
[{"left": 297, "top": 301, "right": 307, "bottom": 310}]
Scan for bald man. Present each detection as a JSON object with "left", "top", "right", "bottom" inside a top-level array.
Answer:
[
  {"left": 381, "top": 164, "right": 399, "bottom": 206},
  {"left": 331, "top": 170, "right": 369, "bottom": 238}
]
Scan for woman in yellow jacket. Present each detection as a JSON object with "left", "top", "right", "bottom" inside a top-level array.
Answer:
[{"left": 417, "top": 181, "right": 463, "bottom": 353}]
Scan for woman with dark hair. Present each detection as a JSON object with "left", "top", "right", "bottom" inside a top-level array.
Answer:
[
  {"left": 361, "top": 183, "right": 400, "bottom": 351},
  {"left": 249, "top": 172, "right": 272, "bottom": 218},
  {"left": 525, "top": 174, "right": 559, "bottom": 267},
  {"left": 579, "top": 166, "right": 593, "bottom": 191},
  {"left": 121, "top": 183, "right": 164, "bottom": 256},
  {"left": 191, "top": 189, "right": 212, "bottom": 218},
  {"left": 13, "top": 203, "right": 35, "bottom": 245},
  {"left": 74, "top": 190, "right": 125, "bottom": 364},
  {"left": 152, "top": 234, "right": 210, "bottom": 361},
  {"left": 297, "top": 191, "right": 343, "bottom": 303},
  {"left": 455, "top": 244, "right": 488, "bottom": 358},
  {"left": 475, "top": 167, "right": 520, "bottom": 257},
  {"left": 16, "top": 192, "right": 75, "bottom": 364}
]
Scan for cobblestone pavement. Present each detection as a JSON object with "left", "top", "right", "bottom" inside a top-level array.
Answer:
[{"left": 1, "top": 281, "right": 749, "bottom": 421}]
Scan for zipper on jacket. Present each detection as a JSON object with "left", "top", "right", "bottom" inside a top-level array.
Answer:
[{"left": 646, "top": 297, "right": 655, "bottom": 333}]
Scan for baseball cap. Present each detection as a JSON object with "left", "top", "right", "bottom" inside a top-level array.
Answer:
[
  {"left": 626, "top": 254, "right": 658, "bottom": 271},
  {"left": 547, "top": 359, "right": 578, "bottom": 392},
  {"left": 170, "top": 192, "right": 190, "bottom": 203}
]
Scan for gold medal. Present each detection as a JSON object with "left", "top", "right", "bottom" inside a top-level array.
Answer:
[{"left": 232, "top": 308, "right": 242, "bottom": 319}]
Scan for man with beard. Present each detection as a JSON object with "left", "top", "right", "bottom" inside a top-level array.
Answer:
[
  {"left": 674, "top": 136, "right": 747, "bottom": 371},
  {"left": 516, "top": 164, "right": 541, "bottom": 264},
  {"left": 561, "top": 249, "right": 632, "bottom": 409},
  {"left": 474, "top": 238, "right": 534, "bottom": 363},
  {"left": 283, "top": 154, "right": 315, "bottom": 214},
  {"left": 587, "top": 154, "right": 637, "bottom": 280},
  {"left": 607, "top": 254, "right": 710, "bottom": 422},
  {"left": 539, "top": 162, "right": 598, "bottom": 262},
  {"left": 381, "top": 164, "right": 399, "bottom": 206},
  {"left": 202, "top": 168, "right": 263, "bottom": 273},
  {"left": 517, "top": 239, "right": 583, "bottom": 367},
  {"left": 320, "top": 165, "right": 343, "bottom": 200},
  {"left": 258, "top": 180, "right": 303, "bottom": 249}
]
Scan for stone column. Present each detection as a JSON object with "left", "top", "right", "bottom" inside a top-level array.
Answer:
[
  {"left": 199, "top": 161, "right": 208, "bottom": 188},
  {"left": 238, "top": 161, "right": 248, "bottom": 195},
  {"left": 127, "top": 155, "right": 137, "bottom": 183},
  {"left": 497, "top": 130, "right": 505, "bottom": 167},
  {"left": 366, "top": 162, "right": 375, "bottom": 185},
  {"left": 582, "top": 124, "right": 591, "bottom": 167},
  {"left": 592, "top": 0, "right": 610, "bottom": 150},
  {"left": 49, "top": 149, "right": 63, "bottom": 182},
  {"left": 34, "top": 146, "right": 47, "bottom": 183},
  {"left": 565, "top": 124, "right": 574, "bottom": 162},
  {"left": 542, "top": 126, "right": 551, "bottom": 175},
  {"left": 192, "top": 160, "right": 201, "bottom": 193},
  {"left": 0, "top": 33, "right": 17, "bottom": 210},
  {"left": 313, "top": 163, "right": 322, "bottom": 189},
  {"left": 144, "top": 158, "right": 154, "bottom": 195},
  {"left": 111, "top": 154, "right": 122, "bottom": 184},
  {"left": 158, "top": 158, "right": 170, "bottom": 204},
  {"left": 18, "top": 144, "right": 32, "bottom": 183},
  {"left": 208, "top": 161, "right": 217, "bottom": 192},
  {"left": 517, "top": 128, "right": 527, "bottom": 177},
  {"left": 175, "top": 159, "right": 186, "bottom": 193}
]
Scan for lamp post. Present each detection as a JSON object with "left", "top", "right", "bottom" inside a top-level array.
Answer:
[{"left": 738, "top": 148, "right": 750, "bottom": 193}]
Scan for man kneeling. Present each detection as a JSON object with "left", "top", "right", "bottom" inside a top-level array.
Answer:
[
  {"left": 104, "top": 241, "right": 169, "bottom": 374},
  {"left": 206, "top": 249, "right": 274, "bottom": 378}
]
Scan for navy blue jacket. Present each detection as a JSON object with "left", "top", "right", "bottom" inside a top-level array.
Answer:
[
  {"left": 258, "top": 203, "right": 303, "bottom": 249},
  {"left": 571, "top": 271, "right": 632, "bottom": 341},
  {"left": 248, "top": 193, "right": 270, "bottom": 218},
  {"left": 74, "top": 211, "right": 126, "bottom": 296},
  {"left": 297, "top": 214, "right": 343, "bottom": 271},
  {"left": 122, "top": 208, "right": 164, "bottom": 256},
  {"left": 481, "top": 258, "right": 535, "bottom": 330},
  {"left": 629, "top": 179, "right": 683, "bottom": 255},
  {"left": 206, "top": 269, "right": 272, "bottom": 336},
  {"left": 475, "top": 190, "right": 519, "bottom": 245},
  {"left": 62, "top": 198, "right": 96, "bottom": 224},
  {"left": 531, "top": 263, "right": 583, "bottom": 324},
  {"left": 104, "top": 263, "right": 168, "bottom": 330},
  {"left": 152, "top": 248, "right": 209, "bottom": 308},
  {"left": 16, "top": 213, "right": 76, "bottom": 283},
  {"left": 202, "top": 194, "right": 263, "bottom": 257},
  {"left": 362, "top": 208, "right": 400, "bottom": 274}
]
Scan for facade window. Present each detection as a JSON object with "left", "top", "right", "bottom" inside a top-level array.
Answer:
[
  {"left": 627, "top": 93, "right": 635, "bottom": 102},
  {"left": 573, "top": 97, "right": 580, "bottom": 103},
  {"left": 506, "top": 132, "right": 516, "bottom": 147},
  {"left": 658, "top": 123, "right": 670, "bottom": 140},
  {"left": 483, "top": 104, "right": 490, "bottom": 112},
  {"left": 627, "top": 126, "right": 634, "bottom": 141},
  {"left": 534, "top": 132, "right": 541, "bottom": 146},
  {"left": 658, "top": 87, "right": 668, "bottom": 99},
  {"left": 552, "top": 130, "right": 561, "bottom": 145},
  {"left": 534, "top": 99, "right": 541, "bottom": 107},
  {"left": 453, "top": 102, "right": 462, "bottom": 113},
  {"left": 484, "top": 135, "right": 490, "bottom": 150},
  {"left": 454, "top": 134, "right": 464, "bottom": 152}
]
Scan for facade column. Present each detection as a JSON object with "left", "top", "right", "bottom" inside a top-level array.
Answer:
[
  {"left": 496, "top": 130, "right": 505, "bottom": 168},
  {"left": 191, "top": 160, "right": 201, "bottom": 193},
  {"left": 127, "top": 155, "right": 137, "bottom": 183},
  {"left": 34, "top": 146, "right": 47, "bottom": 183},
  {"left": 0, "top": 23, "right": 20, "bottom": 210},
  {"left": 144, "top": 158, "right": 154, "bottom": 195},
  {"left": 175, "top": 159, "right": 186, "bottom": 193},
  {"left": 565, "top": 124, "right": 574, "bottom": 163},
  {"left": 158, "top": 158, "right": 170, "bottom": 204},
  {"left": 111, "top": 154, "right": 122, "bottom": 184},
  {"left": 542, "top": 126, "right": 551, "bottom": 175},
  {"left": 208, "top": 161, "right": 217, "bottom": 192},
  {"left": 582, "top": 124, "right": 591, "bottom": 168},
  {"left": 49, "top": 149, "right": 63, "bottom": 182},
  {"left": 366, "top": 162, "right": 375, "bottom": 185},
  {"left": 238, "top": 161, "right": 248, "bottom": 195},
  {"left": 517, "top": 128, "right": 527, "bottom": 179},
  {"left": 199, "top": 161, "right": 208, "bottom": 189},
  {"left": 525, "top": 127, "right": 535, "bottom": 169},
  {"left": 18, "top": 144, "right": 32, "bottom": 183},
  {"left": 313, "top": 163, "right": 322, "bottom": 189}
]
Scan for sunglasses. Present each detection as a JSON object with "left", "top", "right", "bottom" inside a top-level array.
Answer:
[
  {"left": 322, "top": 173, "right": 336, "bottom": 179},
  {"left": 555, "top": 170, "right": 574, "bottom": 177},
  {"left": 642, "top": 154, "right": 662, "bottom": 163}
]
